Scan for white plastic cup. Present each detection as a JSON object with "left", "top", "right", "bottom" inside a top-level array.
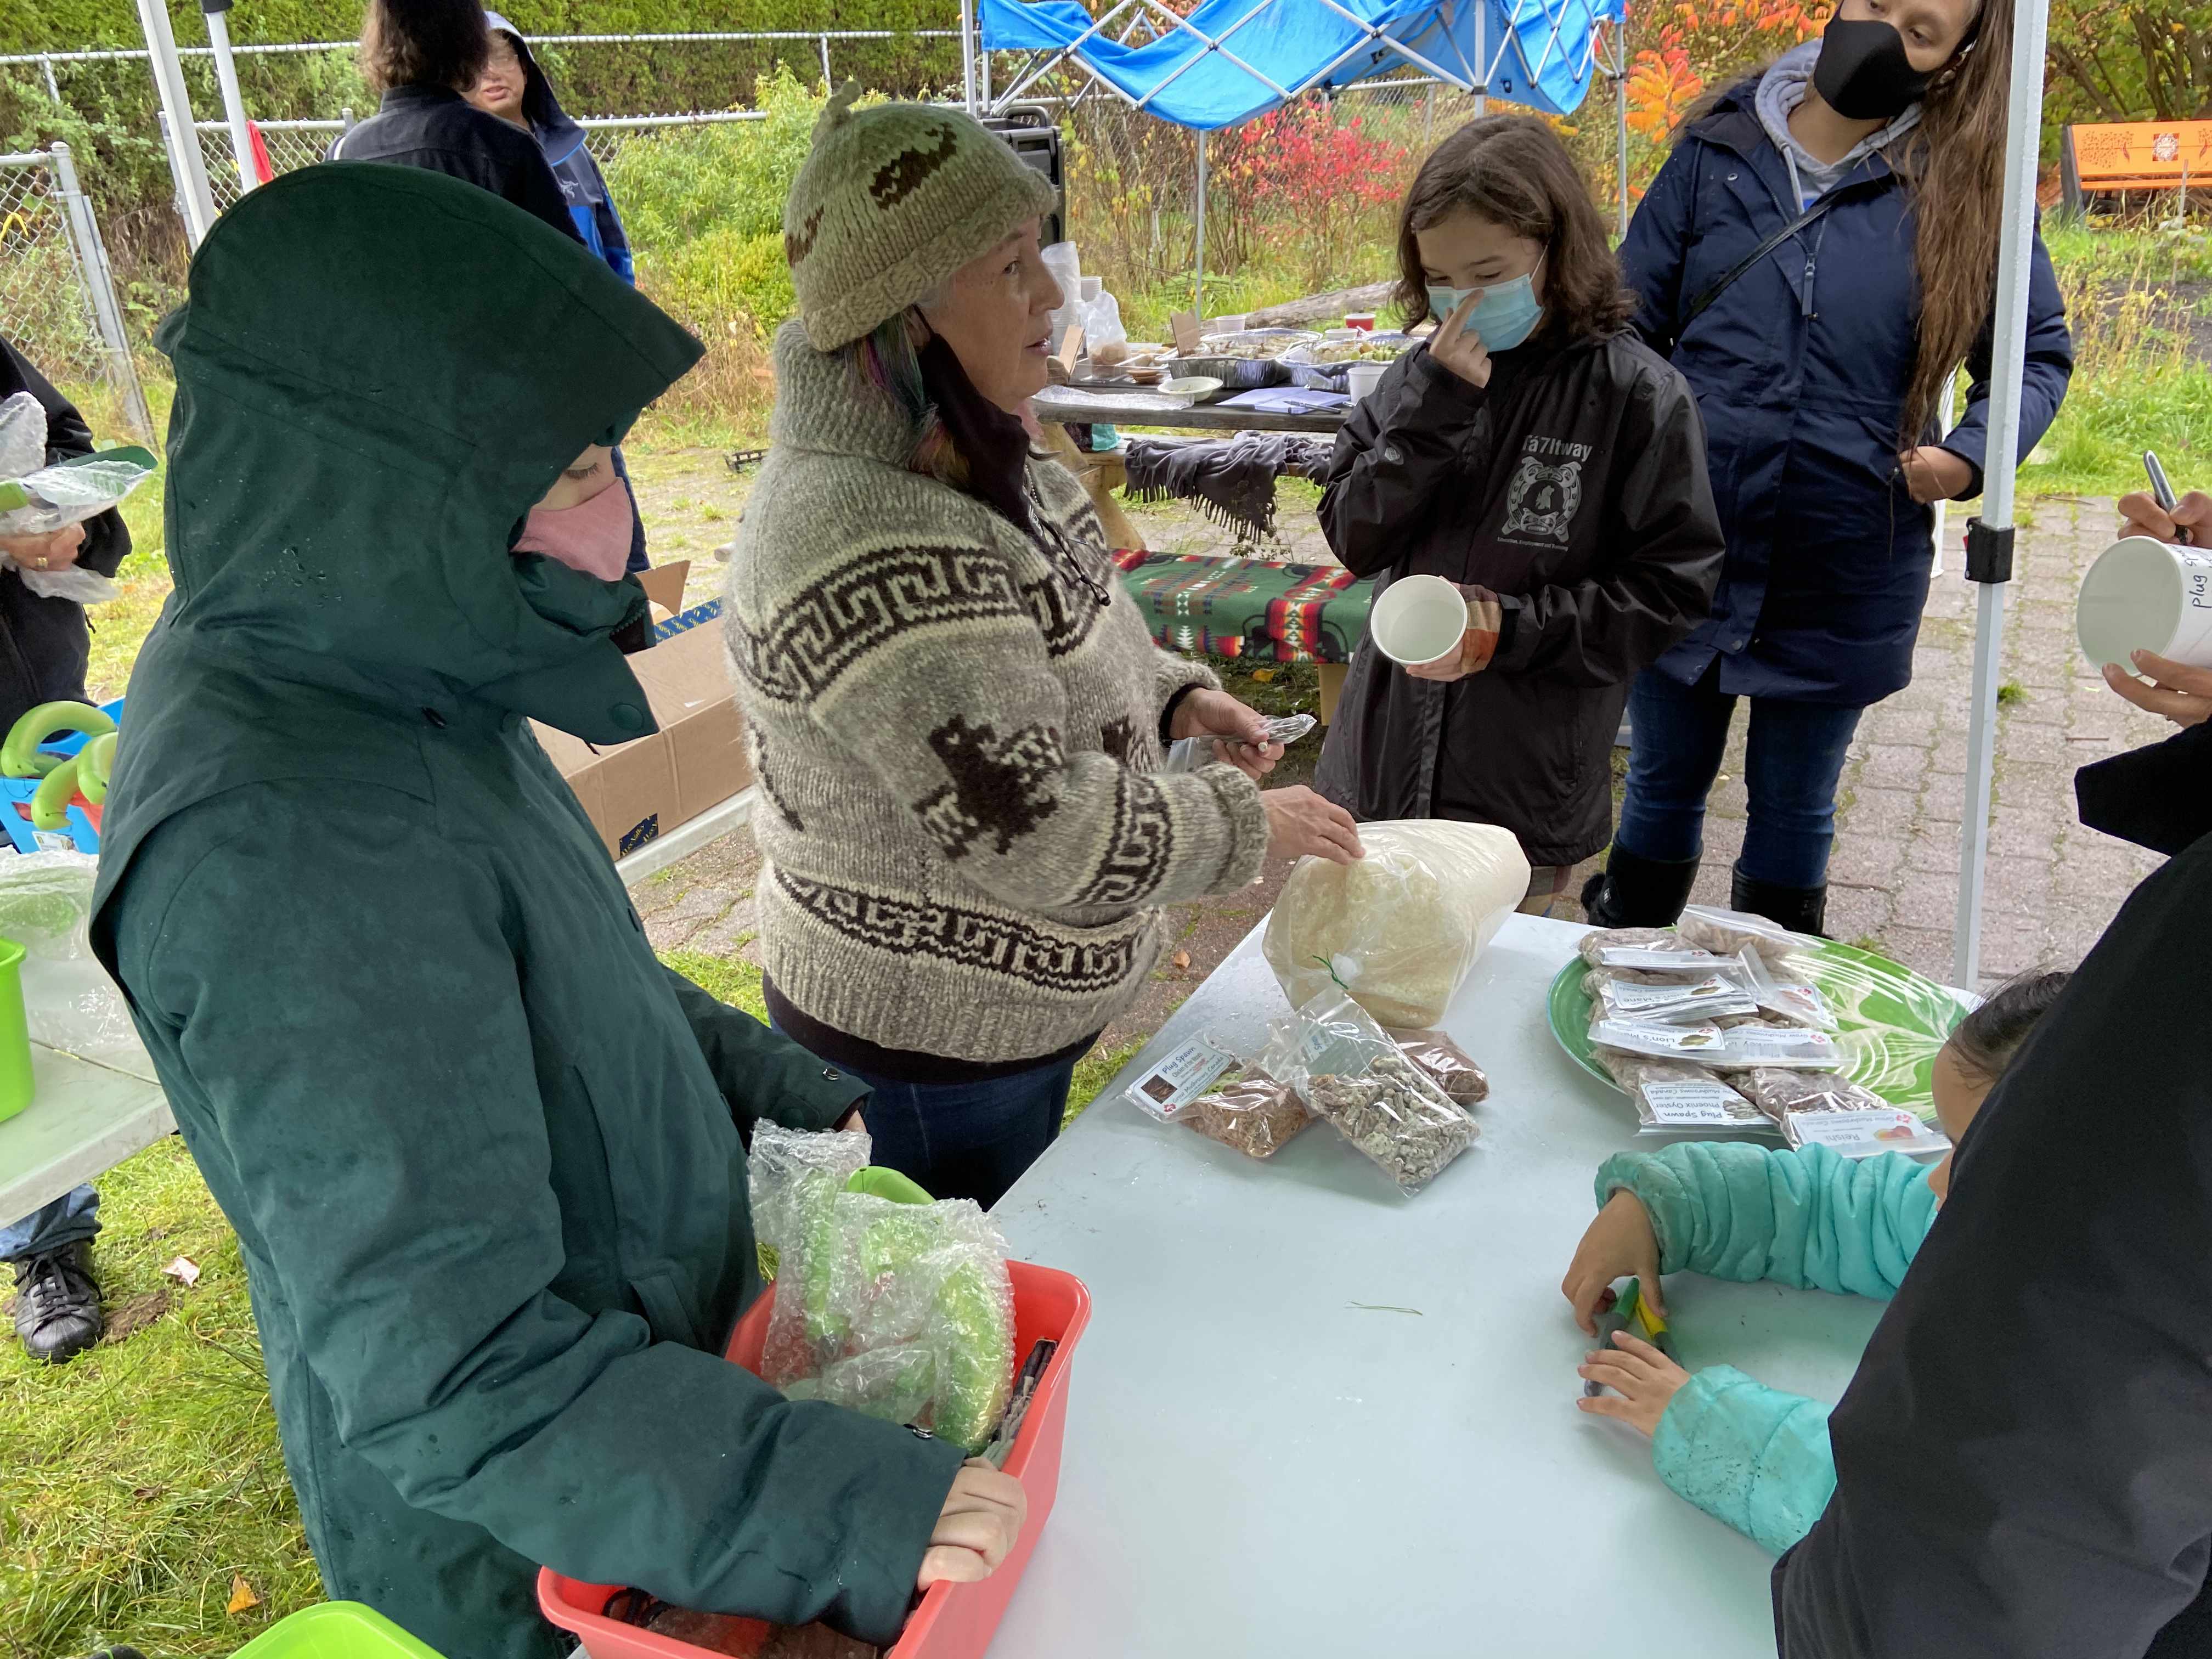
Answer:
[
  {"left": 1346, "top": 363, "right": 1387, "bottom": 403},
  {"left": 1080, "top": 275, "right": 1103, "bottom": 303},
  {"left": 2077, "top": 534, "right": 2212, "bottom": 669},
  {"left": 1369, "top": 573, "right": 1467, "bottom": 667}
]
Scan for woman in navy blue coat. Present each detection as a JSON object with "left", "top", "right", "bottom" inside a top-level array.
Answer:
[{"left": 1584, "top": 0, "right": 2072, "bottom": 933}]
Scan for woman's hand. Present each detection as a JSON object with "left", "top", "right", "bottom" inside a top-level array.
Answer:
[
  {"left": 2118, "top": 488, "right": 2210, "bottom": 546},
  {"left": 917, "top": 1460, "right": 1028, "bottom": 1589},
  {"left": 2104, "top": 649, "right": 2212, "bottom": 728},
  {"left": 1170, "top": 687, "right": 1282, "bottom": 781},
  {"left": 1899, "top": 447, "right": 1974, "bottom": 505},
  {"left": 1260, "top": 786, "right": 1364, "bottom": 866},
  {"left": 1404, "top": 586, "right": 1504, "bottom": 685},
  {"left": 1427, "top": 290, "right": 1493, "bottom": 389},
  {"left": 1576, "top": 1332, "right": 1690, "bottom": 1437},
  {"left": 0, "top": 522, "right": 85, "bottom": 573},
  {"left": 1559, "top": 1190, "right": 1665, "bottom": 1336}
]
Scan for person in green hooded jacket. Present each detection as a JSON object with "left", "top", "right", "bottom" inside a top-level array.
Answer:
[{"left": 87, "top": 163, "right": 1024, "bottom": 1659}]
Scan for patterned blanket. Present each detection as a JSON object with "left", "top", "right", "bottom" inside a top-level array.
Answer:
[{"left": 1112, "top": 549, "right": 1374, "bottom": 664}]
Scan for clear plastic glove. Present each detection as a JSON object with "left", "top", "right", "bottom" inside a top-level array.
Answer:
[
  {"left": 1170, "top": 687, "right": 1283, "bottom": 781},
  {"left": 1560, "top": 1189, "right": 1665, "bottom": 1336},
  {"left": 0, "top": 521, "right": 83, "bottom": 573},
  {"left": 917, "top": 1459, "right": 1028, "bottom": 1588}
]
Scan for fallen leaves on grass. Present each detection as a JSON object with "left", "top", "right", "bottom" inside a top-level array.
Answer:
[
  {"left": 227, "top": 1575, "right": 261, "bottom": 1615},
  {"left": 1171, "top": 950, "right": 1192, "bottom": 971},
  {"left": 161, "top": 1256, "right": 200, "bottom": 1288}
]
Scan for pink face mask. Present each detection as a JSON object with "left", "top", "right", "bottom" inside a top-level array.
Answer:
[{"left": 512, "top": 477, "right": 633, "bottom": 582}]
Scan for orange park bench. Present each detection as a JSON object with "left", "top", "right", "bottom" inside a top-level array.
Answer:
[{"left": 2061, "top": 119, "right": 2212, "bottom": 216}]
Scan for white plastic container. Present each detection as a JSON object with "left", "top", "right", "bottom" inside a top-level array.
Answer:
[
  {"left": 1369, "top": 574, "right": 1466, "bottom": 667},
  {"left": 1346, "top": 363, "right": 1387, "bottom": 403},
  {"left": 2077, "top": 534, "right": 2212, "bottom": 669}
]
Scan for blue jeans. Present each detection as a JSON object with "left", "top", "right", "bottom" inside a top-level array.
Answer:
[
  {"left": 782, "top": 1041, "right": 1077, "bottom": 1210},
  {"left": 1616, "top": 669, "right": 1865, "bottom": 889},
  {"left": 0, "top": 1183, "right": 99, "bottom": 1262}
]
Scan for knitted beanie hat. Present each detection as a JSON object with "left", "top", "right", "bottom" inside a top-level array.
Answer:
[{"left": 784, "top": 89, "right": 1057, "bottom": 351}]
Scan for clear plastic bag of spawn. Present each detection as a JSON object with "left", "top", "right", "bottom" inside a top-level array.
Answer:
[
  {"left": 1283, "top": 990, "right": 1477, "bottom": 1194},
  {"left": 1592, "top": 1048, "right": 1773, "bottom": 1133}
]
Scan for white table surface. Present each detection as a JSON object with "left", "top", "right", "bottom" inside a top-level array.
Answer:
[
  {"left": 0, "top": 1035, "right": 169, "bottom": 1223},
  {"left": 987, "top": 913, "right": 1883, "bottom": 1658}
]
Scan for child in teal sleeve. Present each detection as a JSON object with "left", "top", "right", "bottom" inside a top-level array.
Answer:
[{"left": 1564, "top": 972, "right": 2068, "bottom": 1554}]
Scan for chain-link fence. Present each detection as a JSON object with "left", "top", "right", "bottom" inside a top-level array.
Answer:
[{"left": 0, "top": 144, "right": 153, "bottom": 442}]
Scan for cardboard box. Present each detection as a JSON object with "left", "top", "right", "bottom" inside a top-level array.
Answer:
[{"left": 533, "top": 565, "right": 753, "bottom": 859}]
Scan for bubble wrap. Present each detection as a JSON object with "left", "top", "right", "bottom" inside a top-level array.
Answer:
[
  {"left": 748, "top": 1127, "right": 1016, "bottom": 1453},
  {"left": 0, "top": 851, "right": 139, "bottom": 1059}
]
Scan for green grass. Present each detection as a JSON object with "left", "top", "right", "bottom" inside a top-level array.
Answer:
[
  {"left": 0, "top": 1139, "right": 319, "bottom": 1659},
  {"left": 0, "top": 951, "right": 1139, "bottom": 1656}
]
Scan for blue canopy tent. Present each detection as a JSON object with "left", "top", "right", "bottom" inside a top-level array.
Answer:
[
  {"left": 976, "top": 0, "right": 1626, "bottom": 131},
  {"left": 972, "top": 0, "right": 1630, "bottom": 311}
]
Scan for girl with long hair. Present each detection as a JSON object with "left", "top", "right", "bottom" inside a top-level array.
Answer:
[{"left": 1584, "top": 0, "right": 2073, "bottom": 934}]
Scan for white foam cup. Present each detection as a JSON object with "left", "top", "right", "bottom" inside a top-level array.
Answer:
[
  {"left": 1346, "top": 363, "right": 1387, "bottom": 403},
  {"left": 1369, "top": 573, "right": 1468, "bottom": 667},
  {"left": 2077, "top": 535, "right": 2212, "bottom": 670}
]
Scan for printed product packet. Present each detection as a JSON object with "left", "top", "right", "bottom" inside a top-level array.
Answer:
[{"left": 1593, "top": 1048, "right": 1773, "bottom": 1133}]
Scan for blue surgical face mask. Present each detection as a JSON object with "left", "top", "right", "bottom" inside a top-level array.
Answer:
[{"left": 1426, "top": 251, "right": 1547, "bottom": 351}]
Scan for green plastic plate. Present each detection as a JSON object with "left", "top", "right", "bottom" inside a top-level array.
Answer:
[
  {"left": 1548, "top": 939, "right": 1977, "bottom": 1122},
  {"left": 230, "top": 1603, "right": 449, "bottom": 1659}
]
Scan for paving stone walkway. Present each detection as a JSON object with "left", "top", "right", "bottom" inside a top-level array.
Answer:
[{"left": 637, "top": 487, "right": 2171, "bottom": 1053}]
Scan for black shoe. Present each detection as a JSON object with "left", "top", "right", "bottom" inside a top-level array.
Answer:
[
  {"left": 1730, "top": 863, "right": 1829, "bottom": 938},
  {"left": 1581, "top": 846, "right": 1701, "bottom": 928},
  {"left": 11, "top": 1239, "right": 104, "bottom": 1364}
]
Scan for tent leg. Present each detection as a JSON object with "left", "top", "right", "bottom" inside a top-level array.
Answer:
[
  {"left": 1194, "top": 131, "right": 1207, "bottom": 321},
  {"left": 136, "top": 0, "right": 217, "bottom": 246},
  {"left": 202, "top": 1, "right": 257, "bottom": 196},
  {"left": 960, "top": 0, "right": 978, "bottom": 114},
  {"left": 1951, "top": 0, "right": 2053, "bottom": 990}
]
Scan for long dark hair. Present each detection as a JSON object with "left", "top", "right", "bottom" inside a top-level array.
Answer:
[
  {"left": 1674, "top": 0, "right": 2006, "bottom": 443},
  {"left": 358, "top": 0, "right": 493, "bottom": 94},
  {"left": 1946, "top": 969, "right": 2068, "bottom": 1084},
  {"left": 1391, "top": 115, "right": 1635, "bottom": 345}
]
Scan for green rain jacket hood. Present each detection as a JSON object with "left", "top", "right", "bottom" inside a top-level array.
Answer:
[{"left": 89, "top": 166, "right": 965, "bottom": 1659}]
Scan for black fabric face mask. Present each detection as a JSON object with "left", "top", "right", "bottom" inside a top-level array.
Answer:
[{"left": 1813, "top": 16, "right": 1933, "bottom": 120}]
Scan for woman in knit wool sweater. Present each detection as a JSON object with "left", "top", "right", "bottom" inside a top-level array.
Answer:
[{"left": 725, "top": 94, "right": 1364, "bottom": 1207}]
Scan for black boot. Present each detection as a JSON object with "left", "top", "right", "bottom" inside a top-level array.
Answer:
[
  {"left": 1730, "top": 863, "right": 1829, "bottom": 938},
  {"left": 10, "top": 1239, "right": 104, "bottom": 1364},
  {"left": 1579, "top": 846, "right": 1701, "bottom": 928}
]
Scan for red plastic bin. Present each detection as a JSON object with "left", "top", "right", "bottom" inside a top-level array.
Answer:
[{"left": 538, "top": 1261, "right": 1090, "bottom": 1659}]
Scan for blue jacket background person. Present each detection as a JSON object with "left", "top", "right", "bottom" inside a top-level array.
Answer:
[
  {"left": 472, "top": 14, "right": 635, "bottom": 283},
  {"left": 1583, "top": 1, "right": 2072, "bottom": 936}
]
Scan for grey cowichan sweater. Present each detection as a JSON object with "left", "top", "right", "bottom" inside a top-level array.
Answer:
[{"left": 724, "top": 322, "right": 1270, "bottom": 1066}]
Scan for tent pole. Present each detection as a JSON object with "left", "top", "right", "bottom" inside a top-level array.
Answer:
[
  {"left": 960, "top": 0, "right": 978, "bottom": 114},
  {"left": 1952, "top": 0, "right": 2052, "bottom": 991},
  {"left": 136, "top": 0, "right": 217, "bottom": 245},
  {"left": 1615, "top": 25, "right": 1629, "bottom": 238},
  {"left": 1194, "top": 131, "right": 1208, "bottom": 320},
  {"left": 1475, "top": 4, "right": 1488, "bottom": 113},
  {"left": 201, "top": 0, "right": 257, "bottom": 195}
]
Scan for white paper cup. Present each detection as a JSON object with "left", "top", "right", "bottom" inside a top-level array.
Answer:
[
  {"left": 1346, "top": 363, "right": 1387, "bottom": 403},
  {"left": 1370, "top": 573, "right": 1467, "bottom": 667},
  {"left": 2077, "top": 535, "right": 2212, "bottom": 669}
]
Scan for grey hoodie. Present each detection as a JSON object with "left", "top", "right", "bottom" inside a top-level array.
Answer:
[{"left": 1756, "top": 40, "right": 1921, "bottom": 208}]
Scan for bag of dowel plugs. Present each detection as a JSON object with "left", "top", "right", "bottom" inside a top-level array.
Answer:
[
  {"left": 592, "top": 1128, "right": 1020, "bottom": 1656},
  {"left": 1265, "top": 820, "right": 1530, "bottom": 1029},
  {"left": 1121, "top": 1025, "right": 1316, "bottom": 1159}
]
